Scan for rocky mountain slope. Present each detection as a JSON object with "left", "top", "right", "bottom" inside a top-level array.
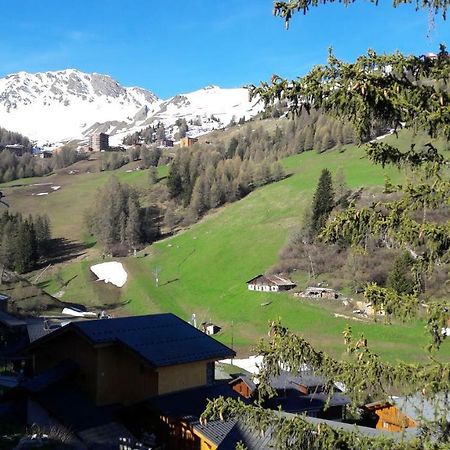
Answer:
[{"left": 0, "top": 69, "right": 262, "bottom": 145}]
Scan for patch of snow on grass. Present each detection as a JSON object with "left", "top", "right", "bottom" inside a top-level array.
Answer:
[
  {"left": 90, "top": 261, "right": 127, "bottom": 288},
  {"left": 219, "top": 355, "right": 264, "bottom": 375}
]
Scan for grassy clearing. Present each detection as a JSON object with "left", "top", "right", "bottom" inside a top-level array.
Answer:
[{"left": 0, "top": 159, "right": 167, "bottom": 242}]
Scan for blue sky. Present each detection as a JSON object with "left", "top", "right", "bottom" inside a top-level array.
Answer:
[{"left": 0, "top": 0, "right": 449, "bottom": 98}]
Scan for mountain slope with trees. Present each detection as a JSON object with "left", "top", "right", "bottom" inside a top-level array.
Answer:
[{"left": 200, "top": 1, "right": 450, "bottom": 448}]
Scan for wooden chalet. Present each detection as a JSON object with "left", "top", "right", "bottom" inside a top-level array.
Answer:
[
  {"left": 246, "top": 274, "right": 296, "bottom": 293},
  {"left": 24, "top": 313, "right": 235, "bottom": 407},
  {"left": 365, "top": 394, "right": 450, "bottom": 433}
]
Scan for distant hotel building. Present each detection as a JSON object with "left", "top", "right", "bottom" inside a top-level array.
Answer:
[{"left": 89, "top": 132, "right": 109, "bottom": 151}]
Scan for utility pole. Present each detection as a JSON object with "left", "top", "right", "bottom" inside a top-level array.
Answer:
[
  {"left": 231, "top": 320, "right": 234, "bottom": 364},
  {"left": 152, "top": 266, "right": 161, "bottom": 287}
]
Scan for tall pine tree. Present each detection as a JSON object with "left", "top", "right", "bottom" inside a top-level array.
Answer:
[{"left": 310, "top": 168, "right": 334, "bottom": 236}]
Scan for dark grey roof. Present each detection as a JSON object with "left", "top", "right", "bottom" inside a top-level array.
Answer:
[
  {"left": 0, "top": 310, "right": 26, "bottom": 328},
  {"left": 145, "top": 381, "right": 247, "bottom": 419},
  {"left": 270, "top": 371, "right": 326, "bottom": 391},
  {"left": 77, "top": 422, "right": 135, "bottom": 450},
  {"left": 217, "top": 421, "right": 272, "bottom": 450},
  {"left": 265, "top": 390, "right": 349, "bottom": 414},
  {"left": 394, "top": 394, "right": 450, "bottom": 423},
  {"left": 25, "top": 319, "right": 53, "bottom": 343},
  {"left": 303, "top": 416, "right": 415, "bottom": 442},
  {"left": 195, "top": 418, "right": 238, "bottom": 447},
  {"left": 31, "top": 313, "right": 235, "bottom": 367},
  {"left": 144, "top": 381, "right": 257, "bottom": 447},
  {"left": 19, "top": 360, "right": 78, "bottom": 393}
]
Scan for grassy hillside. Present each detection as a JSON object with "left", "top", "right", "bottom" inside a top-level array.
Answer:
[
  {"left": 3, "top": 129, "right": 448, "bottom": 362},
  {"left": 29, "top": 134, "right": 450, "bottom": 363},
  {"left": 0, "top": 157, "right": 167, "bottom": 242}
]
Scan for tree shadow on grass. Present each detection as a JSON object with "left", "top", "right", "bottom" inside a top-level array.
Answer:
[
  {"left": 41, "top": 238, "right": 90, "bottom": 265},
  {"left": 89, "top": 299, "right": 132, "bottom": 311}
]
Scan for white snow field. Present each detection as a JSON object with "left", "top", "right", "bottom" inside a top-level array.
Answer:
[{"left": 90, "top": 262, "right": 128, "bottom": 288}]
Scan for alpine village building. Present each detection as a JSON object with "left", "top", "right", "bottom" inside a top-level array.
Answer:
[
  {"left": 246, "top": 274, "right": 296, "bottom": 292},
  {"left": 1, "top": 312, "right": 415, "bottom": 449}
]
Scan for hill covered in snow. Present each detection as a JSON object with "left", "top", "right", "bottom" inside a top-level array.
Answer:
[{"left": 0, "top": 69, "right": 262, "bottom": 145}]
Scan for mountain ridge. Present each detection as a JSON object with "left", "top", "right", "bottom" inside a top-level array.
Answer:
[{"left": 0, "top": 69, "right": 262, "bottom": 145}]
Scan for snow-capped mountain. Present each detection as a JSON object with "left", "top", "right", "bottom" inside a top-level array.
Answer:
[{"left": 0, "top": 69, "right": 262, "bottom": 145}]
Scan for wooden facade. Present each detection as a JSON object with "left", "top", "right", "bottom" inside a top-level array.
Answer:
[
  {"left": 229, "top": 378, "right": 254, "bottom": 399},
  {"left": 29, "top": 328, "right": 216, "bottom": 406},
  {"left": 366, "top": 402, "right": 417, "bottom": 432}
]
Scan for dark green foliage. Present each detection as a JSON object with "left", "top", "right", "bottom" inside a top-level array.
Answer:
[
  {"left": 273, "top": 0, "right": 450, "bottom": 29},
  {"left": 100, "top": 151, "right": 129, "bottom": 171},
  {"left": 203, "top": 322, "right": 450, "bottom": 449},
  {"left": 122, "top": 121, "right": 167, "bottom": 146},
  {"left": 174, "top": 118, "right": 188, "bottom": 140},
  {"left": 0, "top": 126, "right": 31, "bottom": 150},
  {"left": 166, "top": 143, "right": 285, "bottom": 219},
  {"left": 208, "top": 4, "right": 450, "bottom": 447},
  {"left": 310, "top": 168, "right": 334, "bottom": 235},
  {"left": 0, "top": 211, "right": 51, "bottom": 273},
  {"left": 148, "top": 166, "right": 158, "bottom": 185},
  {"left": 52, "top": 146, "right": 86, "bottom": 170},
  {"left": 86, "top": 177, "right": 159, "bottom": 252},
  {"left": 141, "top": 147, "right": 162, "bottom": 168},
  {"left": 387, "top": 252, "right": 417, "bottom": 295},
  {"left": 0, "top": 145, "right": 87, "bottom": 183}
]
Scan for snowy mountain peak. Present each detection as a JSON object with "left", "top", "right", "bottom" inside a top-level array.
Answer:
[{"left": 0, "top": 69, "right": 262, "bottom": 145}]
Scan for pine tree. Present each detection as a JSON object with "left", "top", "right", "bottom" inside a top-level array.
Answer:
[
  {"left": 310, "top": 168, "right": 334, "bottom": 236},
  {"left": 209, "top": 180, "right": 221, "bottom": 209},
  {"left": 167, "top": 163, "right": 183, "bottom": 199},
  {"left": 148, "top": 166, "right": 158, "bottom": 185},
  {"left": 387, "top": 252, "right": 416, "bottom": 295},
  {"left": 125, "top": 196, "right": 141, "bottom": 250},
  {"left": 303, "top": 127, "right": 314, "bottom": 151}
]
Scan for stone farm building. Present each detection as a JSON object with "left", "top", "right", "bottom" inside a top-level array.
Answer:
[
  {"left": 298, "top": 287, "right": 339, "bottom": 299},
  {"left": 246, "top": 274, "right": 296, "bottom": 292}
]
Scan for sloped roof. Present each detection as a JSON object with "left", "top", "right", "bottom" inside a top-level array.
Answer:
[
  {"left": 246, "top": 274, "right": 296, "bottom": 286},
  {"left": 19, "top": 360, "right": 78, "bottom": 393},
  {"left": 229, "top": 375, "right": 257, "bottom": 392},
  {"left": 0, "top": 310, "right": 26, "bottom": 328},
  {"left": 270, "top": 371, "right": 326, "bottom": 390},
  {"left": 145, "top": 381, "right": 253, "bottom": 448},
  {"left": 28, "top": 313, "right": 235, "bottom": 368},
  {"left": 395, "top": 394, "right": 450, "bottom": 423}
]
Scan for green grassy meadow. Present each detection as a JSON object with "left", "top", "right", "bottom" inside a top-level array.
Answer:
[{"left": 4, "top": 133, "right": 449, "bottom": 363}]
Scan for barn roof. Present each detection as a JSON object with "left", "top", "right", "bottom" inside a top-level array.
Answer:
[
  {"left": 246, "top": 274, "right": 296, "bottom": 287},
  {"left": 28, "top": 313, "right": 235, "bottom": 368}
]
